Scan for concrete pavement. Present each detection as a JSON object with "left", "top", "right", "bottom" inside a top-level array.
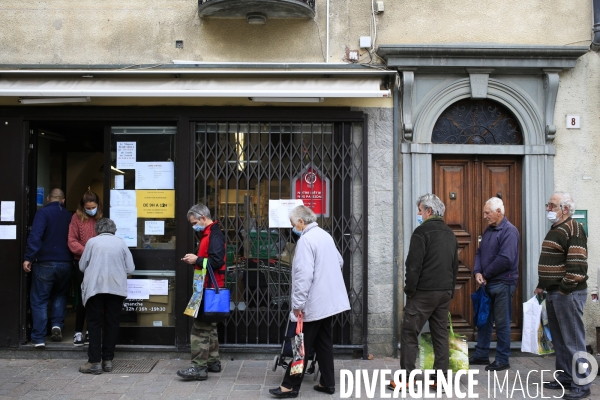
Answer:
[{"left": 0, "top": 353, "right": 598, "bottom": 399}]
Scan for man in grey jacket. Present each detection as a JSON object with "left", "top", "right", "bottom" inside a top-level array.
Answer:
[
  {"left": 389, "top": 194, "right": 458, "bottom": 391},
  {"left": 269, "top": 205, "right": 350, "bottom": 398}
]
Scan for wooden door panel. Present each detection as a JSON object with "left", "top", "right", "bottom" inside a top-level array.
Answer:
[
  {"left": 433, "top": 155, "right": 522, "bottom": 341},
  {"left": 480, "top": 158, "right": 523, "bottom": 340}
]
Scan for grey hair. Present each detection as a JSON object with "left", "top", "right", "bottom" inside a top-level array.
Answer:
[
  {"left": 485, "top": 197, "right": 505, "bottom": 215},
  {"left": 554, "top": 192, "right": 576, "bottom": 216},
  {"left": 187, "top": 203, "right": 211, "bottom": 220},
  {"left": 416, "top": 193, "right": 445, "bottom": 217},
  {"left": 289, "top": 205, "right": 317, "bottom": 225},
  {"left": 95, "top": 218, "right": 117, "bottom": 235}
]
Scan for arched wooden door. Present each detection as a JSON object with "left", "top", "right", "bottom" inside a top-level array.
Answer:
[
  {"left": 431, "top": 98, "right": 524, "bottom": 340},
  {"left": 433, "top": 156, "right": 522, "bottom": 340}
]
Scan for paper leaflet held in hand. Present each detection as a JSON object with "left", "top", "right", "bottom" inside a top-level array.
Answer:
[
  {"left": 183, "top": 261, "right": 207, "bottom": 318},
  {"left": 289, "top": 313, "right": 305, "bottom": 376}
]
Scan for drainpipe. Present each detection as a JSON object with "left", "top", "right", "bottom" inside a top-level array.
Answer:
[
  {"left": 392, "top": 73, "right": 400, "bottom": 358},
  {"left": 326, "top": 0, "right": 330, "bottom": 62},
  {"left": 592, "top": 0, "right": 600, "bottom": 51}
]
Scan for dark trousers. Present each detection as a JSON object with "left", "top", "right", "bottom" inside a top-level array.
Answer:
[
  {"left": 473, "top": 282, "right": 516, "bottom": 365},
  {"left": 546, "top": 289, "right": 591, "bottom": 390},
  {"left": 400, "top": 290, "right": 452, "bottom": 374},
  {"left": 282, "top": 316, "right": 335, "bottom": 392},
  {"left": 86, "top": 293, "right": 124, "bottom": 363},
  {"left": 73, "top": 262, "right": 86, "bottom": 333}
]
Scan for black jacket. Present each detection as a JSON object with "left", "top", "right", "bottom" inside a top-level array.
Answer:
[{"left": 404, "top": 217, "right": 459, "bottom": 298}]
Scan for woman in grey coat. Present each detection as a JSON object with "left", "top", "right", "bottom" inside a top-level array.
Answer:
[
  {"left": 269, "top": 205, "right": 350, "bottom": 398},
  {"left": 78, "top": 218, "right": 135, "bottom": 375}
]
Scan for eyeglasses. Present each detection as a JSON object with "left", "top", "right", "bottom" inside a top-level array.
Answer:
[{"left": 545, "top": 203, "right": 558, "bottom": 209}]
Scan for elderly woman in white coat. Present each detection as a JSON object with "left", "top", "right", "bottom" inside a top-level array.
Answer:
[
  {"left": 269, "top": 205, "right": 350, "bottom": 399},
  {"left": 78, "top": 218, "right": 135, "bottom": 375}
]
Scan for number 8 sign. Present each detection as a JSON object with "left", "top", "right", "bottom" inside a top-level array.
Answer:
[{"left": 566, "top": 115, "right": 580, "bottom": 129}]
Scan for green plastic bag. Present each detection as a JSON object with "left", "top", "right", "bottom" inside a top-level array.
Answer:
[{"left": 419, "top": 312, "right": 469, "bottom": 372}]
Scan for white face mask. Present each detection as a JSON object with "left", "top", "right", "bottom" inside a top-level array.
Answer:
[{"left": 547, "top": 211, "right": 560, "bottom": 224}]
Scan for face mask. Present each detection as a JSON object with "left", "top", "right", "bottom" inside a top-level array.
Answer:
[
  {"left": 85, "top": 208, "right": 97, "bottom": 216},
  {"left": 292, "top": 227, "right": 303, "bottom": 236},
  {"left": 547, "top": 211, "right": 560, "bottom": 224},
  {"left": 193, "top": 224, "right": 205, "bottom": 232},
  {"left": 416, "top": 215, "right": 423, "bottom": 225}
]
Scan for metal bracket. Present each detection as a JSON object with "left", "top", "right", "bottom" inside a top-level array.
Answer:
[
  {"left": 543, "top": 70, "right": 561, "bottom": 142},
  {"left": 401, "top": 71, "right": 415, "bottom": 140}
]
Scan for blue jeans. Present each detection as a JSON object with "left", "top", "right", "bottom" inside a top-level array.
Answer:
[
  {"left": 30, "top": 261, "right": 72, "bottom": 344},
  {"left": 546, "top": 289, "right": 591, "bottom": 391},
  {"left": 473, "top": 282, "right": 516, "bottom": 365}
]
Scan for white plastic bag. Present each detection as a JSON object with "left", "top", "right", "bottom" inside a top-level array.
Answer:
[{"left": 521, "top": 296, "right": 543, "bottom": 354}]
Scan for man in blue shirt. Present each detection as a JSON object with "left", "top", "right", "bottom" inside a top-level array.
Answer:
[
  {"left": 23, "top": 188, "right": 73, "bottom": 348},
  {"left": 469, "top": 197, "right": 520, "bottom": 371}
]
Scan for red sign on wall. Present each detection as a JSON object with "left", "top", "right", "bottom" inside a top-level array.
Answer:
[{"left": 292, "top": 165, "right": 330, "bottom": 217}]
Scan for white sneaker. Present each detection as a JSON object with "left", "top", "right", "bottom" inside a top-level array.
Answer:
[
  {"left": 34, "top": 343, "right": 45, "bottom": 348},
  {"left": 73, "top": 332, "right": 84, "bottom": 346}
]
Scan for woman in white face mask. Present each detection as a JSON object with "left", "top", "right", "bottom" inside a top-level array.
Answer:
[{"left": 68, "top": 190, "right": 103, "bottom": 347}]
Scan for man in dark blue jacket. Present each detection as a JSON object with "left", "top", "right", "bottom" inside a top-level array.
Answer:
[
  {"left": 23, "top": 188, "right": 73, "bottom": 347},
  {"left": 470, "top": 197, "right": 520, "bottom": 371}
]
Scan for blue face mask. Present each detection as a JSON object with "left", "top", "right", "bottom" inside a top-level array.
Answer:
[
  {"left": 193, "top": 224, "right": 205, "bottom": 232},
  {"left": 292, "top": 227, "right": 303, "bottom": 236},
  {"left": 416, "top": 215, "right": 423, "bottom": 225},
  {"left": 85, "top": 208, "right": 97, "bottom": 216}
]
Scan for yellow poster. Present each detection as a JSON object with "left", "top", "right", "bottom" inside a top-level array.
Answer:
[{"left": 136, "top": 190, "right": 175, "bottom": 218}]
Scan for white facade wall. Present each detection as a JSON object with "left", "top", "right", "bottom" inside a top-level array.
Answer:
[{"left": 0, "top": 0, "right": 598, "bottom": 354}]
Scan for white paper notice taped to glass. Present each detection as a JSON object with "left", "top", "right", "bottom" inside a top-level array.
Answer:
[
  {"left": 1, "top": 201, "right": 15, "bottom": 222},
  {"left": 110, "top": 190, "right": 136, "bottom": 207},
  {"left": 149, "top": 279, "right": 169, "bottom": 295},
  {"left": 135, "top": 162, "right": 174, "bottom": 190},
  {"left": 268, "top": 199, "right": 304, "bottom": 228},
  {"left": 0, "top": 225, "right": 17, "bottom": 240},
  {"left": 111, "top": 206, "right": 137, "bottom": 247},
  {"left": 117, "top": 142, "right": 136, "bottom": 169},
  {"left": 126, "top": 279, "right": 150, "bottom": 300},
  {"left": 145, "top": 221, "right": 165, "bottom": 235},
  {"left": 114, "top": 175, "right": 124, "bottom": 190}
]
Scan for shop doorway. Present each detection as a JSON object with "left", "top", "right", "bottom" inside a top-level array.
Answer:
[{"left": 24, "top": 121, "right": 105, "bottom": 346}]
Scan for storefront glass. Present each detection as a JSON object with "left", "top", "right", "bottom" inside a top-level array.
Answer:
[{"left": 109, "top": 126, "right": 177, "bottom": 329}]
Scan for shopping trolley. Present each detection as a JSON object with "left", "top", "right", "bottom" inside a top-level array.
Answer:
[{"left": 272, "top": 313, "right": 319, "bottom": 381}]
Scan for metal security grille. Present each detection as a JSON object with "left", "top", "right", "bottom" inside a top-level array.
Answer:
[
  {"left": 194, "top": 121, "right": 366, "bottom": 352},
  {"left": 431, "top": 99, "right": 523, "bottom": 144}
]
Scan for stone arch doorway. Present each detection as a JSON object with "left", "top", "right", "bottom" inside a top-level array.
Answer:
[
  {"left": 430, "top": 98, "right": 524, "bottom": 339},
  {"left": 402, "top": 77, "right": 556, "bottom": 341}
]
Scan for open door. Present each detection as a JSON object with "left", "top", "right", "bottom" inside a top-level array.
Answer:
[{"left": 23, "top": 127, "right": 67, "bottom": 343}]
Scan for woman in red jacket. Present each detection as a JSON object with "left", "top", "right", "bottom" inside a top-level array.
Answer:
[{"left": 68, "top": 190, "right": 103, "bottom": 347}]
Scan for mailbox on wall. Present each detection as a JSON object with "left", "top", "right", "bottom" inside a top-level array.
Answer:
[{"left": 572, "top": 210, "right": 588, "bottom": 236}]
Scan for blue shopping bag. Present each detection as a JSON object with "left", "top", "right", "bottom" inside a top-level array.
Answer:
[
  {"left": 471, "top": 283, "right": 490, "bottom": 328},
  {"left": 200, "top": 263, "right": 230, "bottom": 322}
]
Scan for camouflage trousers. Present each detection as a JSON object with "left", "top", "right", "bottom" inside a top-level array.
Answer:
[{"left": 190, "top": 319, "right": 219, "bottom": 367}]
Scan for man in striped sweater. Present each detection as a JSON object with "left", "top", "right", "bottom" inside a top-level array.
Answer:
[{"left": 534, "top": 192, "right": 591, "bottom": 400}]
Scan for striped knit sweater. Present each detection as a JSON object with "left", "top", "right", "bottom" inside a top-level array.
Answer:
[{"left": 536, "top": 217, "right": 588, "bottom": 294}]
